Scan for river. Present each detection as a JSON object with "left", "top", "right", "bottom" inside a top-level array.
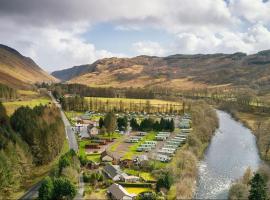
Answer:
[{"left": 195, "top": 110, "right": 261, "bottom": 199}]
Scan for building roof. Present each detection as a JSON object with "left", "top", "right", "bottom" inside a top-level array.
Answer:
[
  {"left": 103, "top": 164, "right": 121, "bottom": 178},
  {"left": 101, "top": 150, "right": 114, "bottom": 159},
  {"left": 108, "top": 183, "right": 135, "bottom": 200}
]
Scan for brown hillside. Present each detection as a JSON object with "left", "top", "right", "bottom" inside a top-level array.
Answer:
[
  {"left": 0, "top": 44, "right": 58, "bottom": 88},
  {"left": 53, "top": 51, "right": 270, "bottom": 91}
]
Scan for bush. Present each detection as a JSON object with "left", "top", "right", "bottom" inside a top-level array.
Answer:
[
  {"left": 38, "top": 177, "right": 54, "bottom": 200},
  {"left": 228, "top": 183, "right": 249, "bottom": 200},
  {"left": 39, "top": 177, "right": 77, "bottom": 200},
  {"left": 118, "top": 182, "right": 152, "bottom": 188}
]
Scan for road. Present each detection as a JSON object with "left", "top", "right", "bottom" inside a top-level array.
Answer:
[
  {"left": 49, "top": 92, "right": 78, "bottom": 152},
  {"left": 20, "top": 91, "right": 83, "bottom": 199}
]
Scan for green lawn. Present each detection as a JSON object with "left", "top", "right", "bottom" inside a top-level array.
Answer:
[
  {"left": 124, "top": 169, "right": 156, "bottom": 181},
  {"left": 3, "top": 97, "right": 51, "bottom": 115},
  {"left": 79, "top": 140, "right": 90, "bottom": 157},
  {"left": 123, "top": 131, "right": 156, "bottom": 159},
  {"left": 86, "top": 153, "right": 101, "bottom": 163},
  {"left": 124, "top": 187, "right": 152, "bottom": 195}
]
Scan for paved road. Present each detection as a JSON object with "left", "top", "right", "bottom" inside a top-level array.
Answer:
[{"left": 20, "top": 91, "right": 83, "bottom": 199}]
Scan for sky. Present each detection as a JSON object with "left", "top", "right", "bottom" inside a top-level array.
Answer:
[{"left": 1, "top": 0, "right": 270, "bottom": 72}]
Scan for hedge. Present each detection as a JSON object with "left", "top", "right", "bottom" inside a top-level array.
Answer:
[{"left": 118, "top": 182, "right": 152, "bottom": 188}]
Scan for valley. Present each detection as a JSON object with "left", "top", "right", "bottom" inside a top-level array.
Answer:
[{"left": 0, "top": 44, "right": 270, "bottom": 200}]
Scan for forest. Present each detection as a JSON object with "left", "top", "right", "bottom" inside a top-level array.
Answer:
[{"left": 0, "top": 102, "right": 65, "bottom": 198}]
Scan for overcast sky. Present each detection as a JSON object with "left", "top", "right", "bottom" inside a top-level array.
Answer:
[{"left": 1, "top": 0, "right": 270, "bottom": 71}]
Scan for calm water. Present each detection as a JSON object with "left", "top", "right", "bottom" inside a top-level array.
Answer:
[{"left": 195, "top": 110, "right": 261, "bottom": 199}]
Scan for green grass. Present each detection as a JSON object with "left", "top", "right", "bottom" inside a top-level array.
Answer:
[
  {"left": 124, "top": 169, "right": 156, "bottom": 181},
  {"left": 86, "top": 153, "right": 101, "bottom": 163},
  {"left": 79, "top": 140, "right": 90, "bottom": 157},
  {"left": 3, "top": 97, "right": 51, "bottom": 115},
  {"left": 85, "top": 97, "right": 180, "bottom": 105},
  {"left": 98, "top": 132, "right": 122, "bottom": 139},
  {"left": 123, "top": 131, "right": 156, "bottom": 159},
  {"left": 124, "top": 187, "right": 152, "bottom": 195}
]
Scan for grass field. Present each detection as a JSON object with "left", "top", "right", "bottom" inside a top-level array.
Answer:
[
  {"left": 3, "top": 97, "right": 51, "bottom": 115},
  {"left": 85, "top": 97, "right": 181, "bottom": 106},
  {"left": 17, "top": 89, "right": 39, "bottom": 96}
]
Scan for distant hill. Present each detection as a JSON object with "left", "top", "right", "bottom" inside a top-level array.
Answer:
[
  {"left": 51, "top": 51, "right": 270, "bottom": 91},
  {"left": 0, "top": 44, "right": 58, "bottom": 88}
]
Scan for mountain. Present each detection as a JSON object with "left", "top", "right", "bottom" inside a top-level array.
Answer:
[
  {"left": 0, "top": 44, "right": 57, "bottom": 88},
  {"left": 51, "top": 64, "right": 95, "bottom": 81},
  {"left": 51, "top": 51, "right": 270, "bottom": 91}
]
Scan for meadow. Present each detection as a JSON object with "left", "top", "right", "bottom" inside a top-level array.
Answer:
[{"left": 3, "top": 97, "right": 51, "bottom": 115}]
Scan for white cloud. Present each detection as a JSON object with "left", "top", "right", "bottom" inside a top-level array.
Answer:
[
  {"left": 1, "top": 0, "right": 270, "bottom": 70},
  {"left": 0, "top": 19, "right": 124, "bottom": 71},
  {"left": 229, "top": 0, "right": 270, "bottom": 24},
  {"left": 132, "top": 41, "right": 166, "bottom": 56}
]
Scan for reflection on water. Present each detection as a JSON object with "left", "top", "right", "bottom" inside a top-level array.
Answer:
[{"left": 195, "top": 110, "right": 261, "bottom": 199}]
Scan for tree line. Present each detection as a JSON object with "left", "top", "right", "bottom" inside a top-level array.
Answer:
[
  {"left": 130, "top": 117, "right": 175, "bottom": 132},
  {"left": 0, "top": 83, "right": 17, "bottom": 100},
  {"left": 59, "top": 96, "right": 181, "bottom": 114},
  {"left": 50, "top": 83, "right": 156, "bottom": 99}
]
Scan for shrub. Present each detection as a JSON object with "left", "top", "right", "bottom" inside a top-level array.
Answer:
[{"left": 228, "top": 183, "right": 249, "bottom": 200}]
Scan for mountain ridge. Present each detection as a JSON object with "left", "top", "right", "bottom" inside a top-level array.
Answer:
[
  {"left": 0, "top": 44, "right": 58, "bottom": 88},
  {"left": 51, "top": 50, "right": 270, "bottom": 91}
]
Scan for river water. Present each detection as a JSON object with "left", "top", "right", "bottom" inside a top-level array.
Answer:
[{"left": 195, "top": 110, "right": 261, "bottom": 199}]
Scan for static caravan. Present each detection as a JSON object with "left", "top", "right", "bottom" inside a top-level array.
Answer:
[
  {"left": 140, "top": 143, "right": 155, "bottom": 148},
  {"left": 161, "top": 147, "right": 176, "bottom": 153},
  {"left": 125, "top": 138, "right": 139, "bottom": 143},
  {"left": 137, "top": 146, "right": 152, "bottom": 152},
  {"left": 155, "top": 135, "right": 168, "bottom": 141},
  {"left": 171, "top": 138, "right": 185, "bottom": 142},
  {"left": 137, "top": 132, "right": 147, "bottom": 136},
  {"left": 164, "top": 144, "right": 178, "bottom": 149},
  {"left": 155, "top": 154, "right": 171, "bottom": 162},
  {"left": 145, "top": 141, "right": 157, "bottom": 145},
  {"left": 157, "top": 149, "right": 174, "bottom": 156},
  {"left": 167, "top": 141, "right": 181, "bottom": 146}
]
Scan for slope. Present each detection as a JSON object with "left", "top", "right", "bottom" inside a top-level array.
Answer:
[
  {"left": 0, "top": 44, "right": 58, "bottom": 88},
  {"left": 52, "top": 51, "right": 270, "bottom": 91}
]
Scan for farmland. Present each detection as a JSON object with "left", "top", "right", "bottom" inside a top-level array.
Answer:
[{"left": 3, "top": 89, "right": 51, "bottom": 115}]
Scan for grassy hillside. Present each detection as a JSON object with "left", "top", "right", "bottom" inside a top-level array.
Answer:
[
  {"left": 52, "top": 51, "right": 270, "bottom": 92},
  {"left": 0, "top": 44, "right": 58, "bottom": 88}
]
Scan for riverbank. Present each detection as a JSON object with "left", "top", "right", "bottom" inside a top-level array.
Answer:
[
  {"left": 196, "top": 110, "right": 261, "bottom": 199},
  {"left": 216, "top": 105, "right": 270, "bottom": 199},
  {"left": 166, "top": 101, "right": 219, "bottom": 199},
  {"left": 218, "top": 104, "right": 270, "bottom": 161}
]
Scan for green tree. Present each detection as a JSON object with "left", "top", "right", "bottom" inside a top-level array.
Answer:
[
  {"left": 52, "top": 177, "right": 77, "bottom": 199},
  {"left": 99, "top": 117, "right": 104, "bottom": 128},
  {"left": 104, "top": 112, "right": 117, "bottom": 136},
  {"left": 249, "top": 173, "right": 267, "bottom": 200},
  {"left": 156, "top": 172, "right": 173, "bottom": 191},
  {"left": 117, "top": 117, "right": 128, "bottom": 131},
  {"left": 38, "top": 177, "right": 54, "bottom": 200},
  {"left": 130, "top": 118, "right": 139, "bottom": 131}
]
